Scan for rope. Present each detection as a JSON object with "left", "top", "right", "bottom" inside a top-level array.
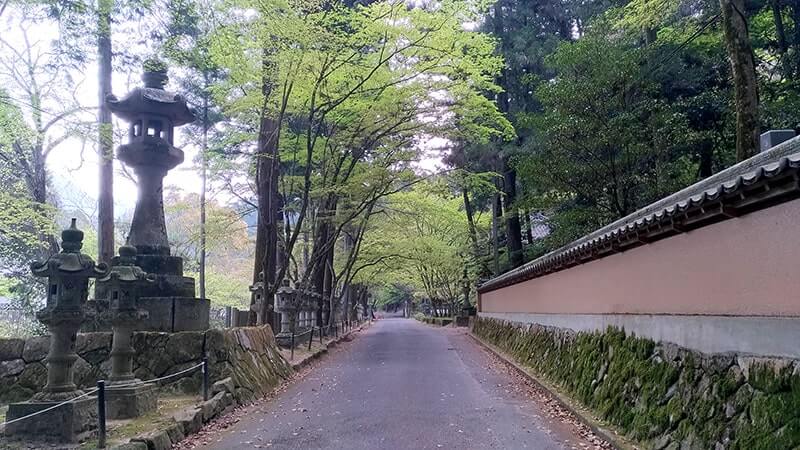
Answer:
[
  {"left": 0, "top": 387, "right": 100, "bottom": 428},
  {"left": 106, "top": 362, "right": 206, "bottom": 389},
  {"left": 0, "top": 361, "right": 206, "bottom": 429}
]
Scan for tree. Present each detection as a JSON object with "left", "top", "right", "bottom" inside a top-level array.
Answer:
[
  {"left": 719, "top": 0, "right": 760, "bottom": 161},
  {"left": 356, "top": 184, "right": 481, "bottom": 316},
  {"left": 97, "top": 0, "right": 114, "bottom": 265},
  {"left": 160, "top": 0, "right": 226, "bottom": 299},
  {"left": 210, "top": 0, "right": 507, "bottom": 325}
]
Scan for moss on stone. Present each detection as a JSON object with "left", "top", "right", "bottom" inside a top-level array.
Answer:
[{"left": 473, "top": 317, "right": 799, "bottom": 449}]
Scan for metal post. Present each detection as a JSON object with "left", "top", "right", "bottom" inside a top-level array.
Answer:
[
  {"left": 202, "top": 357, "right": 209, "bottom": 401},
  {"left": 290, "top": 332, "right": 295, "bottom": 360},
  {"left": 97, "top": 380, "right": 106, "bottom": 448},
  {"left": 320, "top": 325, "right": 323, "bottom": 344},
  {"left": 308, "top": 327, "right": 313, "bottom": 351}
]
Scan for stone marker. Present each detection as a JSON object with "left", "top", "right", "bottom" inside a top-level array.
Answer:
[
  {"left": 5, "top": 219, "right": 108, "bottom": 443},
  {"left": 100, "top": 245, "right": 158, "bottom": 419},
  {"left": 102, "top": 61, "right": 210, "bottom": 332}
]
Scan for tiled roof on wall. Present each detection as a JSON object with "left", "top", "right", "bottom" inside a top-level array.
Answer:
[{"left": 478, "top": 137, "right": 800, "bottom": 294}]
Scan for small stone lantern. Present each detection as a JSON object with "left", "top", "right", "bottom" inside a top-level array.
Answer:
[
  {"left": 32, "top": 219, "right": 109, "bottom": 401},
  {"left": 100, "top": 245, "right": 157, "bottom": 419},
  {"left": 275, "top": 279, "right": 296, "bottom": 339},
  {"left": 5, "top": 219, "right": 108, "bottom": 442},
  {"left": 249, "top": 271, "right": 267, "bottom": 325}
]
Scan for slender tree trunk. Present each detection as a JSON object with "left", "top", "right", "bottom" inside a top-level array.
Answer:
[
  {"left": 502, "top": 161, "right": 524, "bottom": 268},
  {"left": 792, "top": 1, "right": 800, "bottom": 76},
  {"left": 524, "top": 210, "right": 534, "bottom": 244},
  {"left": 97, "top": 0, "right": 114, "bottom": 264},
  {"left": 461, "top": 188, "right": 479, "bottom": 256},
  {"left": 199, "top": 79, "right": 208, "bottom": 299},
  {"left": 491, "top": 191, "right": 501, "bottom": 275},
  {"left": 719, "top": 0, "right": 760, "bottom": 161},
  {"left": 773, "top": 0, "right": 788, "bottom": 54},
  {"left": 699, "top": 138, "right": 714, "bottom": 178}
]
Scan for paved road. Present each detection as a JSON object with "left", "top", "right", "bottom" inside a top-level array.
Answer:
[{"left": 198, "top": 319, "right": 602, "bottom": 450}]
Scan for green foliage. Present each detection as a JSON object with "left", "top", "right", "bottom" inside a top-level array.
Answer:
[{"left": 356, "top": 183, "right": 479, "bottom": 305}]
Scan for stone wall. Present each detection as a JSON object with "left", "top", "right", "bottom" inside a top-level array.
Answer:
[
  {"left": 473, "top": 317, "right": 800, "bottom": 450},
  {"left": 0, "top": 326, "right": 292, "bottom": 405}
]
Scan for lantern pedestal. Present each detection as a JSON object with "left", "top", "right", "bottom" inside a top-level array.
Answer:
[
  {"left": 4, "top": 396, "right": 97, "bottom": 443},
  {"left": 106, "top": 383, "right": 157, "bottom": 420}
]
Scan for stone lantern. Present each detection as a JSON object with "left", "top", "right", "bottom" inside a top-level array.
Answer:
[
  {"left": 249, "top": 271, "right": 269, "bottom": 326},
  {"left": 100, "top": 245, "right": 157, "bottom": 419},
  {"left": 5, "top": 219, "right": 108, "bottom": 442},
  {"left": 103, "top": 61, "right": 210, "bottom": 332},
  {"left": 274, "top": 279, "right": 296, "bottom": 342}
]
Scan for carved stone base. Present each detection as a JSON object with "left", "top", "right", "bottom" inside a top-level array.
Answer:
[
  {"left": 106, "top": 382, "right": 157, "bottom": 419},
  {"left": 4, "top": 397, "right": 97, "bottom": 443}
]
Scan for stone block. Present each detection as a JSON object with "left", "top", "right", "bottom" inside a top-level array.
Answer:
[
  {"left": 760, "top": 129, "right": 796, "bottom": 152},
  {"left": 173, "top": 297, "right": 210, "bottom": 332},
  {"left": 164, "top": 422, "right": 185, "bottom": 445},
  {"left": 110, "top": 442, "right": 149, "bottom": 450},
  {"left": 0, "top": 359, "right": 25, "bottom": 377},
  {"left": 76, "top": 332, "right": 112, "bottom": 364},
  {"left": 16, "top": 362, "right": 46, "bottom": 389},
  {"left": 165, "top": 331, "right": 204, "bottom": 364},
  {"left": 173, "top": 407, "right": 203, "bottom": 435},
  {"left": 137, "top": 298, "right": 174, "bottom": 332},
  {"left": 132, "top": 429, "right": 172, "bottom": 450},
  {"left": 76, "top": 332, "right": 112, "bottom": 355},
  {"left": 0, "top": 384, "right": 34, "bottom": 403},
  {"left": 211, "top": 377, "right": 235, "bottom": 396},
  {"left": 106, "top": 383, "right": 158, "bottom": 419},
  {"left": 4, "top": 396, "right": 97, "bottom": 443},
  {"left": 200, "top": 398, "right": 216, "bottom": 422},
  {"left": 0, "top": 338, "right": 25, "bottom": 360},
  {"left": 21, "top": 336, "right": 49, "bottom": 363}
]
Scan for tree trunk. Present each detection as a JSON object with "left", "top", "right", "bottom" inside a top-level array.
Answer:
[
  {"left": 719, "top": 0, "right": 760, "bottom": 161},
  {"left": 252, "top": 115, "right": 280, "bottom": 325},
  {"left": 462, "top": 188, "right": 479, "bottom": 256},
  {"left": 251, "top": 45, "right": 281, "bottom": 325},
  {"left": 502, "top": 161, "right": 524, "bottom": 268},
  {"left": 789, "top": 0, "right": 800, "bottom": 76},
  {"left": 491, "top": 191, "right": 501, "bottom": 275},
  {"left": 773, "top": 0, "right": 789, "bottom": 54},
  {"left": 97, "top": 0, "right": 114, "bottom": 264},
  {"left": 199, "top": 78, "right": 209, "bottom": 299},
  {"left": 524, "top": 210, "right": 534, "bottom": 244}
]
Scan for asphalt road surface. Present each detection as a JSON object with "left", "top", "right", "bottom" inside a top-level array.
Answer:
[{"left": 196, "top": 318, "right": 607, "bottom": 450}]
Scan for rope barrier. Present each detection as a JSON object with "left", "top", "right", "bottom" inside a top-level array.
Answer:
[
  {"left": 105, "top": 361, "right": 206, "bottom": 389},
  {"left": 0, "top": 387, "right": 100, "bottom": 428},
  {"left": 0, "top": 361, "right": 206, "bottom": 429}
]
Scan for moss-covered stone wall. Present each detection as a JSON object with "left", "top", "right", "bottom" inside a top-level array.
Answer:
[{"left": 473, "top": 317, "right": 800, "bottom": 449}]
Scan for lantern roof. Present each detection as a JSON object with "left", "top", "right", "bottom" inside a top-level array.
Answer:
[
  {"left": 99, "top": 245, "right": 153, "bottom": 283},
  {"left": 30, "top": 219, "right": 109, "bottom": 278},
  {"left": 106, "top": 68, "right": 195, "bottom": 126}
]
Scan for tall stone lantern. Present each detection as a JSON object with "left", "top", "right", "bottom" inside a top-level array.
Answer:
[
  {"left": 102, "top": 61, "right": 210, "bottom": 332},
  {"left": 5, "top": 219, "right": 108, "bottom": 442},
  {"left": 100, "top": 245, "right": 158, "bottom": 419}
]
